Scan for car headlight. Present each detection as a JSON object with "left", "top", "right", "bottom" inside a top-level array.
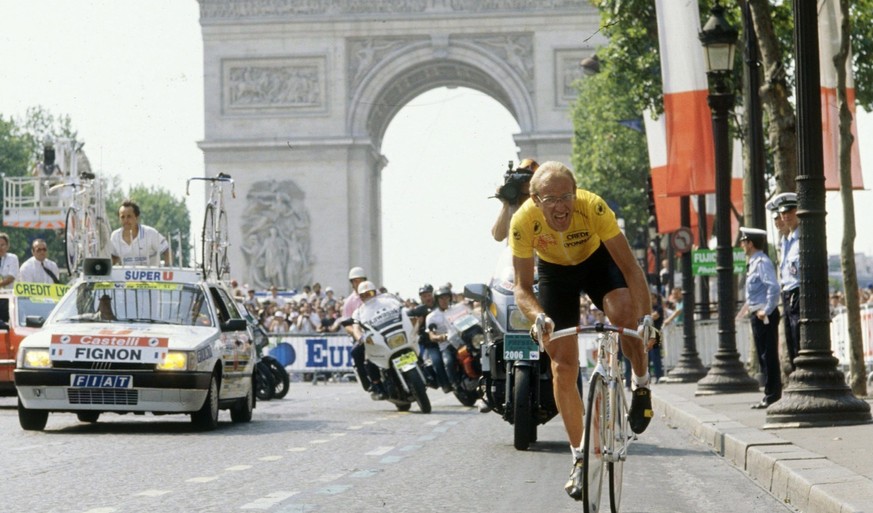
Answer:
[
  {"left": 21, "top": 348, "right": 52, "bottom": 369},
  {"left": 156, "top": 351, "right": 195, "bottom": 371},
  {"left": 508, "top": 307, "right": 532, "bottom": 331},
  {"left": 386, "top": 332, "right": 407, "bottom": 350}
]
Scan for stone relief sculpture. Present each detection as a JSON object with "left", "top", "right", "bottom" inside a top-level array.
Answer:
[
  {"left": 458, "top": 34, "right": 534, "bottom": 93},
  {"left": 560, "top": 53, "right": 587, "bottom": 102},
  {"left": 200, "top": 0, "right": 580, "bottom": 19},
  {"left": 348, "top": 37, "right": 420, "bottom": 89},
  {"left": 226, "top": 63, "right": 322, "bottom": 110},
  {"left": 241, "top": 180, "right": 313, "bottom": 290}
]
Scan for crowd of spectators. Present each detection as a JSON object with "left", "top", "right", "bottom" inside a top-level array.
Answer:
[
  {"left": 234, "top": 277, "right": 479, "bottom": 336},
  {"left": 234, "top": 280, "right": 349, "bottom": 334}
]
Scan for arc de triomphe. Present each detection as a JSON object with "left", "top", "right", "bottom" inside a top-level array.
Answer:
[{"left": 197, "top": 0, "right": 600, "bottom": 292}]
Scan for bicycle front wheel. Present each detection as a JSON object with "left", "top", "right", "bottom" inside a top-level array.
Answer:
[
  {"left": 64, "top": 208, "right": 80, "bottom": 275},
  {"left": 608, "top": 380, "right": 628, "bottom": 513},
  {"left": 201, "top": 205, "right": 215, "bottom": 277},
  {"left": 583, "top": 373, "right": 608, "bottom": 513}
]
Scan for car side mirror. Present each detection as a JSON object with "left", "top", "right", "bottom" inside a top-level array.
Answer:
[
  {"left": 25, "top": 315, "right": 46, "bottom": 328},
  {"left": 221, "top": 318, "right": 247, "bottom": 332}
]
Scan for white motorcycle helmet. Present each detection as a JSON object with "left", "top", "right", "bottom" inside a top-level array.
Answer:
[
  {"left": 357, "top": 280, "right": 378, "bottom": 301},
  {"left": 348, "top": 266, "right": 367, "bottom": 281}
]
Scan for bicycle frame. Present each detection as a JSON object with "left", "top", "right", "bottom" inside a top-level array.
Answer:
[
  {"left": 187, "top": 174, "right": 235, "bottom": 279},
  {"left": 590, "top": 330, "right": 632, "bottom": 464},
  {"left": 552, "top": 322, "right": 652, "bottom": 513},
  {"left": 48, "top": 174, "right": 110, "bottom": 275}
]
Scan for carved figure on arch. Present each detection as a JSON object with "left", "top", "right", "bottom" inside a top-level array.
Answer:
[{"left": 241, "top": 179, "right": 314, "bottom": 290}]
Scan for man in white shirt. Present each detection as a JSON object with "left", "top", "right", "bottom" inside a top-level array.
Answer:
[
  {"left": 0, "top": 232, "right": 20, "bottom": 325},
  {"left": 0, "top": 233, "right": 20, "bottom": 289},
  {"left": 19, "top": 238, "right": 62, "bottom": 284},
  {"left": 110, "top": 200, "right": 171, "bottom": 266}
]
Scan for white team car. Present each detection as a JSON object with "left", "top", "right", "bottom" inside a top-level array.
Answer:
[{"left": 14, "top": 260, "right": 256, "bottom": 431}]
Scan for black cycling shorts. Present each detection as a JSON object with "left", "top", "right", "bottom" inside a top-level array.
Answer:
[{"left": 537, "top": 243, "right": 627, "bottom": 330}]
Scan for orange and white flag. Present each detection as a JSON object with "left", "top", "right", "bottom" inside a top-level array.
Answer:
[
  {"left": 654, "top": 0, "right": 716, "bottom": 196},
  {"left": 645, "top": 111, "right": 713, "bottom": 243},
  {"left": 818, "top": 0, "right": 863, "bottom": 190}
]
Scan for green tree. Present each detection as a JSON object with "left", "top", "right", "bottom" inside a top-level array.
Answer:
[
  {"left": 106, "top": 184, "right": 191, "bottom": 267},
  {"left": 571, "top": 69, "right": 651, "bottom": 249},
  {"left": 0, "top": 108, "right": 75, "bottom": 263},
  {"left": 570, "top": 0, "right": 660, "bottom": 248}
]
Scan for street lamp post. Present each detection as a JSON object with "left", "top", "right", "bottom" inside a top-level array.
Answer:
[
  {"left": 696, "top": 2, "right": 758, "bottom": 395},
  {"left": 664, "top": 197, "right": 707, "bottom": 383},
  {"left": 765, "top": 0, "right": 870, "bottom": 426}
]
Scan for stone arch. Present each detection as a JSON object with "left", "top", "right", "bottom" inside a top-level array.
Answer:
[
  {"left": 349, "top": 47, "right": 535, "bottom": 146},
  {"left": 197, "top": 1, "right": 600, "bottom": 292}
]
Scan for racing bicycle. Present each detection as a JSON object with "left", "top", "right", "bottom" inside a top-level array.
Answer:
[
  {"left": 48, "top": 171, "right": 111, "bottom": 275},
  {"left": 551, "top": 322, "right": 654, "bottom": 513},
  {"left": 187, "top": 173, "right": 235, "bottom": 279}
]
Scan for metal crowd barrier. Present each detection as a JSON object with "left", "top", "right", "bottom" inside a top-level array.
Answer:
[
  {"left": 660, "top": 319, "right": 752, "bottom": 370},
  {"left": 659, "top": 304, "right": 873, "bottom": 372},
  {"left": 829, "top": 303, "right": 873, "bottom": 366}
]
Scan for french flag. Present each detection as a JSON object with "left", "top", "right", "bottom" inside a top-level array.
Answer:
[
  {"left": 649, "top": 0, "right": 744, "bottom": 242},
  {"left": 654, "top": 0, "right": 715, "bottom": 197},
  {"left": 818, "top": 0, "right": 863, "bottom": 190},
  {"left": 645, "top": 111, "right": 715, "bottom": 244}
]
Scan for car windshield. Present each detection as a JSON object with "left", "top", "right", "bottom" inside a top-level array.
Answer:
[
  {"left": 16, "top": 296, "right": 60, "bottom": 325},
  {"left": 51, "top": 281, "right": 213, "bottom": 326}
]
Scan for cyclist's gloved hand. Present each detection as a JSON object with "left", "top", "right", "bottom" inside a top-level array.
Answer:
[
  {"left": 637, "top": 315, "right": 659, "bottom": 346},
  {"left": 530, "top": 312, "right": 554, "bottom": 349}
]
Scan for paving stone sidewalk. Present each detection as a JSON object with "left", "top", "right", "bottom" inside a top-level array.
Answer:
[{"left": 652, "top": 382, "right": 873, "bottom": 513}]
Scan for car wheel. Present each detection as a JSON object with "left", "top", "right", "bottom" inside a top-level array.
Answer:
[
  {"left": 230, "top": 373, "right": 255, "bottom": 423},
  {"left": 18, "top": 398, "right": 48, "bottom": 431},
  {"left": 77, "top": 412, "right": 101, "bottom": 423},
  {"left": 191, "top": 374, "right": 220, "bottom": 431}
]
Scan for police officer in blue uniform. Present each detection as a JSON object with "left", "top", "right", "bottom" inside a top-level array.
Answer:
[
  {"left": 772, "top": 192, "right": 800, "bottom": 368},
  {"left": 738, "top": 227, "right": 782, "bottom": 408}
]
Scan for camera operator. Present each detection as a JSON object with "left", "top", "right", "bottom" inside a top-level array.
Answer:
[{"left": 491, "top": 158, "right": 538, "bottom": 242}]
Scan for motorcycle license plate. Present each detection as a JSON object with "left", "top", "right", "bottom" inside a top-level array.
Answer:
[
  {"left": 392, "top": 351, "right": 418, "bottom": 372},
  {"left": 503, "top": 333, "right": 539, "bottom": 360}
]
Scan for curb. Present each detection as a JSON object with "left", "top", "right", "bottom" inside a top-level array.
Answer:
[{"left": 653, "top": 388, "right": 873, "bottom": 513}]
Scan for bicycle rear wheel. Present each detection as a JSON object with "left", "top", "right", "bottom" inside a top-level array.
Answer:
[
  {"left": 64, "top": 208, "right": 80, "bottom": 275},
  {"left": 608, "top": 379, "right": 628, "bottom": 513},
  {"left": 583, "top": 373, "right": 608, "bottom": 513},
  {"left": 201, "top": 205, "right": 215, "bottom": 277}
]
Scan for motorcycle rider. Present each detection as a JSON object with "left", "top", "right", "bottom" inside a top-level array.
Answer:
[
  {"left": 347, "top": 280, "right": 394, "bottom": 400},
  {"left": 407, "top": 283, "right": 452, "bottom": 392},
  {"left": 342, "top": 267, "right": 383, "bottom": 397},
  {"left": 425, "top": 286, "right": 460, "bottom": 391}
]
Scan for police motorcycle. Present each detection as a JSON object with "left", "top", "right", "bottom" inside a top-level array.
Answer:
[
  {"left": 439, "top": 302, "right": 485, "bottom": 407},
  {"left": 348, "top": 282, "right": 432, "bottom": 413},
  {"left": 464, "top": 249, "right": 583, "bottom": 450}
]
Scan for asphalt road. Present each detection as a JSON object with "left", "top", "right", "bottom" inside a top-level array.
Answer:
[{"left": 0, "top": 381, "right": 798, "bottom": 513}]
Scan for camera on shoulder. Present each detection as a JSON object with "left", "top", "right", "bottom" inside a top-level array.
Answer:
[{"left": 496, "top": 159, "right": 538, "bottom": 206}]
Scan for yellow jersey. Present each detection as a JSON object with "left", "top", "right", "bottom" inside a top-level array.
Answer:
[{"left": 509, "top": 189, "right": 621, "bottom": 265}]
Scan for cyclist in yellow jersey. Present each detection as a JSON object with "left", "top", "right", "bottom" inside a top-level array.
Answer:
[{"left": 509, "top": 161, "right": 653, "bottom": 501}]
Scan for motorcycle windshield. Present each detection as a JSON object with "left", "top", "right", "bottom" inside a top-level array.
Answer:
[{"left": 490, "top": 246, "right": 538, "bottom": 295}]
